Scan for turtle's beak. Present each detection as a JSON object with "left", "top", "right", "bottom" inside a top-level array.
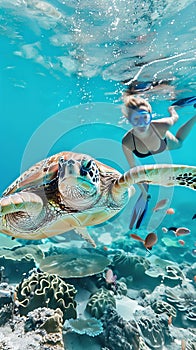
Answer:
[
  {"left": 58, "top": 158, "right": 79, "bottom": 180},
  {"left": 65, "top": 162, "right": 77, "bottom": 176}
]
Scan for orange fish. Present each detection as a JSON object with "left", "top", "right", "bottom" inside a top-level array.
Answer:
[
  {"left": 153, "top": 199, "right": 168, "bottom": 212},
  {"left": 175, "top": 227, "right": 190, "bottom": 236},
  {"left": 130, "top": 232, "right": 158, "bottom": 250},
  {"left": 193, "top": 275, "right": 196, "bottom": 282},
  {"left": 178, "top": 239, "right": 185, "bottom": 246},
  {"left": 166, "top": 208, "right": 175, "bottom": 215}
]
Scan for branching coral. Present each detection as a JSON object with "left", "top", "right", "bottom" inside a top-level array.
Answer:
[{"left": 15, "top": 271, "right": 77, "bottom": 321}]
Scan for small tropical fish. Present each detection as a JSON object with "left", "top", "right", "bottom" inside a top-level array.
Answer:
[
  {"left": 105, "top": 269, "right": 117, "bottom": 285},
  {"left": 167, "top": 226, "right": 178, "bottom": 232},
  {"left": 192, "top": 213, "right": 196, "bottom": 220},
  {"left": 193, "top": 275, "right": 196, "bottom": 282},
  {"left": 162, "top": 227, "right": 168, "bottom": 233},
  {"left": 145, "top": 233, "right": 158, "bottom": 249},
  {"left": 178, "top": 239, "right": 185, "bottom": 246},
  {"left": 152, "top": 198, "right": 168, "bottom": 212},
  {"left": 130, "top": 232, "right": 158, "bottom": 250},
  {"left": 167, "top": 226, "right": 190, "bottom": 236},
  {"left": 175, "top": 227, "right": 191, "bottom": 236},
  {"left": 166, "top": 208, "right": 175, "bottom": 215}
]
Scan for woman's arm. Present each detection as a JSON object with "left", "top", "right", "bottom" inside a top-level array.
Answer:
[{"left": 157, "top": 106, "right": 179, "bottom": 126}]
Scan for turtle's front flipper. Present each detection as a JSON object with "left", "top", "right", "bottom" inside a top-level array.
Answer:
[
  {"left": 0, "top": 192, "right": 43, "bottom": 216},
  {"left": 113, "top": 164, "right": 196, "bottom": 192}
]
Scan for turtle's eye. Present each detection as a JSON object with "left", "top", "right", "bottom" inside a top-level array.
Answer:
[
  {"left": 82, "top": 159, "right": 93, "bottom": 169},
  {"left": 80, "top": 160, "right": 91, "bottom": 176}
]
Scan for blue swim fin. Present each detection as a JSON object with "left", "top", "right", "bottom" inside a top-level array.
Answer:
[
  {"left": 171, "top": 96, "right": 196, "bottom": 108},
  {"left": 129, "top": 184, "right": 149, "bottom": 230}
]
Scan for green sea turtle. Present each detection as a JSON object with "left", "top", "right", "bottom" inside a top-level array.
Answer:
[{"left": 0, "top": 151, "right": 195, "bottom": 247}]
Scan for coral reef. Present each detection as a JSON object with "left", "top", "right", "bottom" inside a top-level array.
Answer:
[
  {"left": 0, "top": 245, "right": 44, "bottom": 283},
  {"left": 0, "top": 304, "right": 13, "bottom": 327},
  {"left": 25, "top": 307, "right": 64, "bottom": 349},
  {"left": 151, "top": 300, "right": 177, "bottom": 318},
  {"left": 165, "top": 282, "right": 196, "bottom": 326},
  {"left": 39, "top": 248, "right": 110, "bottom": 278},
  {"left": 64, "top": 317, "right": 103, "bottom": 337},
  {"left": 24, "top": 307, "right": 63, "bottom": 333},
  {"left": 100, "top": 307, "right": 150, "bottom": 350},
  {"left": 0, "top": 245, "right": 44, "bottom": 263},
  {"left": 86, "top": 288, "right": 116, "bottom": 319},
  {"left": 137, "top": 316, "right": 165, "bottom": 349},
  {"left": 145, "top": 256, "right": 185, "bottom": 283},
  {"left": 0, "top": 307, "right": 64, "bottom": 350},
  {"left": 15, "top": 271, "right": 77, "bottom": 321},
  {"left": 0, "top": 282, "right": 15, "bottom": 308},
  {"left": 112, "top": 251, "right": 150, "bottom": 280}
]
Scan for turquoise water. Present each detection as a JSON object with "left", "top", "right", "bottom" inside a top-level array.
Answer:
[{"left": 0, "top": 1, "right": 196, "bottom": 349}]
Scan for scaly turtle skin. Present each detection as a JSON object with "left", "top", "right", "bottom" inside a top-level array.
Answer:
[{"left": 0, "top": 151, "right": 195, "bottom": 246}]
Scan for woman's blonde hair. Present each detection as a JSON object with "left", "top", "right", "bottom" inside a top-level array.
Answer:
[{"left": 123, "top": 94, "right": 152, "bottom": 113}]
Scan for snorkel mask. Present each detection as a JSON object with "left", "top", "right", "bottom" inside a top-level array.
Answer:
[{"left": 128, "top": 109, "right": 152, "bottom": 127}]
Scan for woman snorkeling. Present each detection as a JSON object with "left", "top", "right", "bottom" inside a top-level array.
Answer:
[{"left": 122, "top": 93, "right": 196, "bottom": 229}]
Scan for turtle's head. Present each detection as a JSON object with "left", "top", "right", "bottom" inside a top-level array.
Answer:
[{"left": 58, "top": 155, "right": 100, "bottom": 210}]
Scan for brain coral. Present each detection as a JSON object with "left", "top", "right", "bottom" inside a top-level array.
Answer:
[
  {"left": 86, "top": 288, "right": 116, "bottom": 319},
  {"left": 15, "top": 271, "right": 77, "bottom": 321},
  {"left": 112, "top": 252, "right": 150, "bottom": 279}
]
